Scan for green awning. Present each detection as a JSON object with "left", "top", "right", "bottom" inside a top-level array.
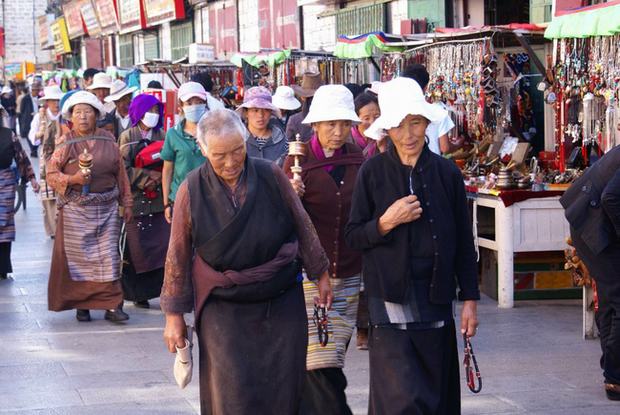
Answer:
[
  {"left": 333, "top": 33, "right": 403, "bottom": 59},
  {"left": 231, "top": 50, "right": 291, "bottom": 68},
  {"left": 545, "top": 4, "right": 620, "bottom": 38}
]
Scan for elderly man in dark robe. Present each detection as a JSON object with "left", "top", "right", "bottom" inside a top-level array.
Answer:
[{"left": 160, "top": 108, "right": 333, "bottom": 414}]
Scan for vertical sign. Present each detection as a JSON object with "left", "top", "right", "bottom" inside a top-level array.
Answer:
[
  {"left": 81, "top": 0, "right": 102, "bottom": 37},
  {"left": 94, "top": 0, "right": 119, "bottom": 34},
  {"left": 63, "top": 0, "right": 86, "bottom": 39}
]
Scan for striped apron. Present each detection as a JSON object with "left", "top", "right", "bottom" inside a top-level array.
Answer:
[
  {"left": 304, "top": 274, "right": 361, "bottom": 370},
  {"left": 58, "top": 187, "right": 121, "bottom": 282},
  {"left": 0, "top": 168, "right": 17, "bottom": 243}
]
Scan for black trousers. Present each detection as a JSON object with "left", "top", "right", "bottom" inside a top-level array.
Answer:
[
  {"left": 571, "top": 228, "right": 620, "bottom": 385},
  {"left": 368, "top": 320, "right": 461, "bottom": 415},
  {"left": 0, "top": 242, "right": 12, "bottom": 274},
  {"left": 298, "top": 368, "right": 353, "bottom": 415}
]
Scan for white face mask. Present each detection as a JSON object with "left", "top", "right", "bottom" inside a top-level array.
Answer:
[{"left": 141, "top": 112, "right": 159, "bottom": 129}]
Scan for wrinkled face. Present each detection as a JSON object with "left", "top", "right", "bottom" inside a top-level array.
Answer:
[
  {"left": 387, "top": 114, "right": 429, "bottom": 160},
  {"left": 71, "top": 104, "right": 98, "bottom": 135},
  {"left": 201, "top": 133, "right": 247, "bottom": 185},
  {"left": 314, "top": 120, "right": 352, "bottom": 151},
  {"left": 92, "top": 88, "right": 109, "bottom": 103},
  {"left": 357, "top": 102, "right": 380, "bottom": 136},
  {"left": 115, "top": 94, "right": 132, "bottom": 117},
  {"left": 31, "top": 87, "right": 41, "bottom": 97},
  {"left": 46, "top": 99, "right": 60, "bottom": 114},
  {"left": 246, "top": 108, "right": 271, "bottom": 131}
]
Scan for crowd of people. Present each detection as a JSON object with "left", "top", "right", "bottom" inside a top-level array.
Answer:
[{"left": 1, "top": 64, "right": 481, "bottom": 414}]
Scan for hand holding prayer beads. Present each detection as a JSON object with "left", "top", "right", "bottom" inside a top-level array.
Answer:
[{"left": 79, "top": 148, "right": 93, "bottom": 195}]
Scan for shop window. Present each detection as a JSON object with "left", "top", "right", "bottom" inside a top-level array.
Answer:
[
  {"left": 530, "top": 0, "right": 552, "bottom": 24},
  {"left": 119, "top": 34, "right": 135, "bottom": 68},
  {"left": 335, "top": 3, "right": 387, "bottom": 36},
  {"left": 144, "top": 33, "right": 160, "bottom": 61},
  {"left": 171, "top": 21, "right": 194, "bottom": 61}
]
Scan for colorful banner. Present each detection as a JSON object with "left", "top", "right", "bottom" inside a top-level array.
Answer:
[
  {"left": 63, "top": 0, "right": 86, "bottom": 39},
  {"left": 37, "top": 15, "right": 54, "bottom": 49},
  {"left": 142, "top": 0, "right": 184, "bottom": 26},
  {"left": 118, "top": 0, "right": 144, "bottom": 33},
  {"left": 81, "top": 0, "right": 102, "bottom": 37},
  {"left": 94, "top": 0, "right": 119, "bottom": 34},
  {"left": 51, "top": 17, "right": 72, "bottom": 55}
]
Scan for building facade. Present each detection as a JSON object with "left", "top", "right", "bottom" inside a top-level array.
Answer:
[
  {"left": 38, "top": 0, "right": 581, "bottom": 70},
  {"left": 1, "top": 0, "right": 53, "bottom": 74}
]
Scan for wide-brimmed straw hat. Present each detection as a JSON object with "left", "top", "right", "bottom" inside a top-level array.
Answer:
[
  {"left": 364, "top": 77, "right": 447, "bottom": 141},
  {"left": 302, "top": 85, "right": 360, "bottom": 124},
  {"left": 39, "top": 85, "right": 64, "bottom": 101},
  {"left": 237, "top": 86, "right": 281, "bottom": 117},
  {"left": 61, "top": 90, "right": 106, "bottom": 120},
  {"left": 272, "top": 86, "right": 301, "bottom": 111},
  {"left": 87, "top": 73, "right": 113, "bottom": 90},
  {"left": 104, "top": 80, "right": 137, "bottom": 103},
  {"left": 291, "top": 72, "right": 323, "bottom": 98}
]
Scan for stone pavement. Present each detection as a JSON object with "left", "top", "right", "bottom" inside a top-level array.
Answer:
[{"left": 0, "top": 154, "right": 618, "bottom": 414}]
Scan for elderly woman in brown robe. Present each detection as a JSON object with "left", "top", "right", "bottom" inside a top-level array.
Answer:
[
  {"left": 284, "top": 84, "right": 364, "bottom": 415},
  {"left": 47, "top": 91, "right": 133, "bottom": 323},
  {"left": 161, "top": 108, "right": 332, "bottom": 415}
]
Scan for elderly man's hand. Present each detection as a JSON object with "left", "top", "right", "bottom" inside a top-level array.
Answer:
[
  {"left": 164, "top": 313, "right": 187, "bottom": 353},
  {"left": 316, "top": 272, "right": 333, "bottom": 310},
  {"left": 461, "top": 300, "right": 479, "bottom": 337}
]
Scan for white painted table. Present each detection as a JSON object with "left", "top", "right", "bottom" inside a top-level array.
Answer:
[{"left": 469, "top": 190, "right": 570, "bottom": 308}]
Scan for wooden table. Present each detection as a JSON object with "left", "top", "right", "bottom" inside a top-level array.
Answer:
[{"left": 468, "top": 188, "right": 570, "bottom": 308}]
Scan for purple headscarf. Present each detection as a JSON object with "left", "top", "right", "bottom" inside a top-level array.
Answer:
[{"left": 128, "top": 93, "right": 164, "bottom": 131}]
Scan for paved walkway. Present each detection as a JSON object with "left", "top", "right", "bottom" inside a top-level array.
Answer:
[{"left": 0, "top": 153, "right": 618, "bottom": 414}]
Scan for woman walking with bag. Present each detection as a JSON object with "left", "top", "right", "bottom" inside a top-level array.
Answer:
[{"left": 118, "top": 94, "right": 169, "bottom": 309}]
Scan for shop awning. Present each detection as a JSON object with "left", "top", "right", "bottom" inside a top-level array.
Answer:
[
  {"left": 334, "top": 32, "right": 403, "bottom": 59},
  {"left": 230, "top": 49, "right": 291, "bottom": 68},
  {"left": 545, "top": 2, "right": 620, "bottom": 39}
]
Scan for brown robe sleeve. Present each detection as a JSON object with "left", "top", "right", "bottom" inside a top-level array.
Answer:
[
  {"left": 270, "top": 164, "right": 329, "bottom": 279},
  {"left": 116, "top": 148, "right": 133, "bottom": 209},
  {"left": 160, "top": 180, "right": 194, "bottom": 314},
  {"left": 12, "top": 133, "right": 36, "bottom": 182},
  {"left": 45, "top": 134, "right": 72, "bottom": 195}
]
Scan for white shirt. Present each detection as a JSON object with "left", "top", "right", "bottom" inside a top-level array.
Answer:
[{"left": 425, "top": 102, "right": 454, "bottom": 155}]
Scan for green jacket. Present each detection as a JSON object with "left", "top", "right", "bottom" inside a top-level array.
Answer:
[{"left": 160, "top": 120, "right": 205, "bottom": 201}]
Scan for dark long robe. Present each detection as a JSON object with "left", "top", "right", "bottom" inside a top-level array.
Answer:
[{"left": 186, "top": 158, "right": 314, "bottom": 414}]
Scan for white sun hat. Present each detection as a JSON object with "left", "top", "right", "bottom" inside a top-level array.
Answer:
[
  {"left": 87, "top": 73, "right": 113, "bottom": 90},
  {"left": 364, "top": 77, "right": 447, "bottom": 141},
  {"left": 61, "top": 90, "right": 106, "bottom": 120},
  {"left": 272, "top": 86, "right": 301, "bottom": 111},
  {"left": 39, "top": 85, "right": 65, "bottom": 101},
  {"left": 1, "top": 85, "right": 12, "bottom": 95},
  {"left": 104, "top": 79, "right": 137, "bottom": 103},
  {"left": 177, "top": 81, "right": 207, "bottom": 102},
  {"left": 302, "top": 84, "right": 360, "bottom": 124}
]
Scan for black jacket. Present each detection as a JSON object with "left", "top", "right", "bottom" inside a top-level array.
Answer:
[
  {"left": 18, "top": 95, "right": 35, "bottom": 138},
  {"left": 561, "top": 145, "right": 620, "bottom": 255},
  {"left": 345, "top": 145, "right": 480, "bottom": 304}
]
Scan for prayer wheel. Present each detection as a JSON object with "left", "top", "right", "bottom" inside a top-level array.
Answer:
[{"left": 288, "top": 133, "right": 307, "bottom": 181}]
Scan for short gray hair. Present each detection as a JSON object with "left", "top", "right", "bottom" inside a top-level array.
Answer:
[{"left": 197, "top": 108, "right": 248, "bottom": 148}]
